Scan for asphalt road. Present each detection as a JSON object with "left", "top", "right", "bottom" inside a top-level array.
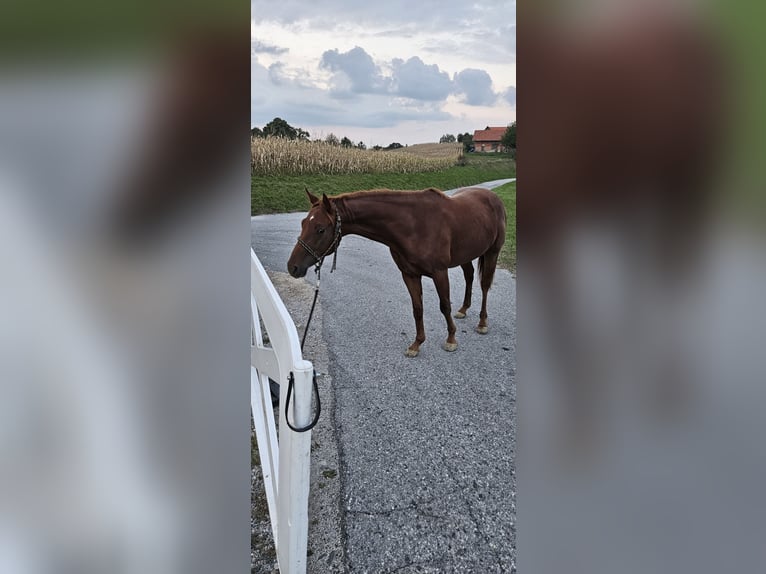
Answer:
[{"left": 252, "top": 182, "right": 516, "bottom": 572}]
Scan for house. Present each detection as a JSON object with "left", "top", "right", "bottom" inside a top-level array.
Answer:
[{"left": 472, "top": 126, "right": 508, "bottom": 152}]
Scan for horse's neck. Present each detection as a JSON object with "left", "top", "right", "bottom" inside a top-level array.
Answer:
[{"left": 337, "top": 194, "right": 414, "bottom": 248}]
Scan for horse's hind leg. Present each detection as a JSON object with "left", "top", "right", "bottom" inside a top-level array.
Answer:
[
  {"left": 476, "top": 251, "right": 499, "bottom": 334},
  {"left": 454, "top": 262, "right": 474, "bottom": 319},
  {"left": 433, "top": 269, "right": 458, "bottom": 352},
  {"left": 401, "top": 272, "right": 426, "bottom": 357}
]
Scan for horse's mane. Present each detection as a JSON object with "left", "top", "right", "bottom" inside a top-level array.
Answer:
[{"left": 333, "top": 187, "right": 445, "bottom": 201}]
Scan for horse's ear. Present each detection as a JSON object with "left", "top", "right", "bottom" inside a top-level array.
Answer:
[
  {"left": 321, "top": 193, "right": 335, "bottom": 215},
  {"left": 305, "top": 187, "right": 320, "bottom": 206}
]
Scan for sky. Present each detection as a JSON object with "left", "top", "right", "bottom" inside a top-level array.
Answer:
[{"left": 251, "top": 0, "right": 516, "bottom": 147}]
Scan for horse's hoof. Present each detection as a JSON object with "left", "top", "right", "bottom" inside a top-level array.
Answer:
[
  {"left": 404, "top": 348, "right": 420, "bottom": 358},
  {"left": 454, "top": 311, "right": 466, "bottom": 319},
  {"left": 443, "top": 341, "right": 458, "bottom": 352},
  {"left": 475, "top": 326, "right": 489, "bottom": 334}
]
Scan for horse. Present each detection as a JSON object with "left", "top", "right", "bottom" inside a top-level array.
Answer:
[{"left": 287, "top": 187, "right": 507, "bottom": 357}]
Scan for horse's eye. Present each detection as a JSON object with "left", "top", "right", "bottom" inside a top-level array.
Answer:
[{"left": 317, "top": 227, "right": 325, "bottom": 234}]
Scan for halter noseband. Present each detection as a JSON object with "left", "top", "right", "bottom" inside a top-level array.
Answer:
[{"left": 297, "top": 211, "right": 342, "bottom": 273}]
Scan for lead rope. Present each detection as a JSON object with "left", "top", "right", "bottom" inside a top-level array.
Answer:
[
  {"left": 284, "top": 263, "right": 321, "bottom": 432},
  {"left": 284, "top": 213, "right": 342, "bottom": 433}
]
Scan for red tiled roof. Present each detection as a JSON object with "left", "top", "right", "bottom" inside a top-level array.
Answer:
[{"left": 473, "top": 126, "right": 507, "bottom": 142}]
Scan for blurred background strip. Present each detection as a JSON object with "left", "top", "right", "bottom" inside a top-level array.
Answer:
[{"left": 0, "top": 1, "right": 251, "bottom": 573}]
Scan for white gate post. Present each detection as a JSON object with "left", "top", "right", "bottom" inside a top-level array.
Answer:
[{"left": 251, "top": 249, "right": 314, "bottom": 574}]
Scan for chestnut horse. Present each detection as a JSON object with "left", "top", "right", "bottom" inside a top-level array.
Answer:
[{"left": 287, "top": 187, "right": 506, "bottom": 357}]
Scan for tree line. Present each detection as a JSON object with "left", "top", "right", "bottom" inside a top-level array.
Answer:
[
  {"left": 251, "top": 117, "right": 406, "bottom": 151},
  {"left": 251, "top": 117, "right": 366, "bottom": 149},
  {"left": 252, "top": 117, "right": 516, "bottom": 154}
]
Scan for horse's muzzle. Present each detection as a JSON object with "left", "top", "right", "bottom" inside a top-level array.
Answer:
[{"left": 289, "top": 263, "right": 307, "bottom": 278}]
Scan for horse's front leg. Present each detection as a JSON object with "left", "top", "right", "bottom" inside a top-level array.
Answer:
[
  {"left": 401, "top": 272, "right": 426, "bottom": 357},
  {"left": 432, "top": 269, "right": 458, "bottom": 352}
]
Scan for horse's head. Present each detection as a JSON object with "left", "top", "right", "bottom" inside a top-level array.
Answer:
[{"left": 287, "top": 188, "right": 340, "bottom": 278}]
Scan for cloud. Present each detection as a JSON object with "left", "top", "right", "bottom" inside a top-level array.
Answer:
[
  {"left": 391, "top": 57, "right": 453, "bottom": 101},
  {"left": 267, "top": 62, "right": 315, "bottom": 90},
  {"left": 366, "top": 107, "right": 452, "bottom": 127},
  {"left": 319, "top": 47, "right": 457, "bottom": 103},
  {"left": 251, "top": 40, "right": 288, "bottom": 55},
  {"left": 252, "top": 61, "right": 455, "bottom": 131},
  {"left": 320, "top": 46, "right": 390, "bottom": 96},
  {"left": 322, "top": 47, "right": 505, "bottom": 107},
  {"left": 453, "top": 68, "right": 497, "bottom": 106},
  {"left": 251, "top": 0, "right": 515, "bottom": 35},
  {"left": 267, "top": 62, "right": 286, "bottom": 85},
  {"left": 505, "top": 25, "right": 517, "bottom": 57},
  {"left": 503, "top": 86, "right": 516, "bottom": 107}
]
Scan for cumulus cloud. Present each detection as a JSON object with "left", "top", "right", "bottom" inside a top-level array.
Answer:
[
  {"left": 391, "top": 57, "right": 453, "bottom": 101},
  {"left": 319, "top": 48, "right": 505, "bottom": 107},
  {"left": 253, "top": 51, "right": 455, "bottom": 131},
  {"left": 453, "top": 68, "right": 497, "bottom": 106},
  {"left": 251, "top": 40, "right": 288, "bottom": 55},
  {"left": 320, "top": 46, "right": 390, "bottom": 96},
  {"left": 319, "top": 47, "right": 458, "bottom": 103}
]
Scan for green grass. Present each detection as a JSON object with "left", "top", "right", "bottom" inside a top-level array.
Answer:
[
  {"left": 252, "top": 153, "right": 515, "bottom": 215},
  {"left": 492, "top": 181, "right": 516, "bottom": 271}
]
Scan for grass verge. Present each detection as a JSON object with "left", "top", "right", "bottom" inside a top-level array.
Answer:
[{"left": 492, "top": 181, "right": 516, "bottom": 271}]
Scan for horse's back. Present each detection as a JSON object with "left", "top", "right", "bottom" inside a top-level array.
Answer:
[{"left": 450, "top": 187, "right": 506, "bottom": 228}]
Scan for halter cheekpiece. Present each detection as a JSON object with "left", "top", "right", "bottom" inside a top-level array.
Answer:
[{"left": 297, "top": 211, "right": 342, "bottom": 273}]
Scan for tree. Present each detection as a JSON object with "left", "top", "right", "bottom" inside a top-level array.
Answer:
[
  {"left": 501, "top": 122, "right": 516, "bottom": 151},
  {"left": 263, "top": 117, "right": 298, "bottom": 139},
  {"left": 251, "top": 126, "right": 263, "bottom": 139},
  {"left": 385, "top": 142, "right": 403, "bottom": 150},
  {"left": 325, "top": 133, "right": 340, "bottom": 146},
  {"left": 439, "top": 133, "right": 456, "bottom": 143},
  {"left": 460, "top": 132, "right": 474, "bottom": 153},
  {"left": 340, "top": 136, "right": 353, "bottom": 148},
  {"left": 296, "top": 128, "right": 310, "bottom": 141},
  {"left": 357, "top": 141, "right": 367, "bottom": 150}
]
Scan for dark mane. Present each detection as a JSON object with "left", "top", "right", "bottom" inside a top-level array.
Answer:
[{"left": 333, "top": 187, "right": 446, "bottom": 201}]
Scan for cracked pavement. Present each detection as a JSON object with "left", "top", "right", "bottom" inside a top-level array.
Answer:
[{"left": 252, "top": 184, "right": 516, "bottom": 572}]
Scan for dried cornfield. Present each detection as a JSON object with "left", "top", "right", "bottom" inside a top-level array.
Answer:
[
  {"left": 388, "top": 142, "right": 465, "bottom": 159},
  {"left": 251, "top": 137, "right": 463, "bottom": 176}
]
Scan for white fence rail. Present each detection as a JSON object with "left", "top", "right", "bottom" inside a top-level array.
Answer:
[{"left": 251, "top": 249, "right": 314, "bottom": 574}]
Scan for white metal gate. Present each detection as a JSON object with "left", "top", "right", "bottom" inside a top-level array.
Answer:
[{"left": 251, "top": 249, "right": 314, "bottom": 574}]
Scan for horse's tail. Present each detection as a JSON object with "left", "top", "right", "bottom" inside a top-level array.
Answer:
[
  {"left": 478, "top": 253, "right": 497, "bottom": 290},
  {"left": 478, "top": 192, "right": 505, "bottom": 289},
  {"left": 478, "top": 229, "right": 503, "bottom": 290}
]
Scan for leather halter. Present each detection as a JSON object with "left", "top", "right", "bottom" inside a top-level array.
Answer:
[{"left": 297, "top": 211, "right": 342, "bottom": 273}]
